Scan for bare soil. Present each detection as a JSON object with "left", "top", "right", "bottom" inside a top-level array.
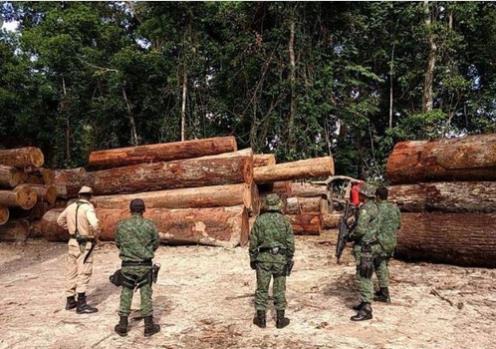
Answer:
[{"left": 1, "top": 231, "right": 495, "bottom": 349}]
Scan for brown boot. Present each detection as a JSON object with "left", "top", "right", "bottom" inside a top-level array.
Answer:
[
  {"left": 65, "top": 296, "right": 77, "bottom": 310},
  {"left": 76, "top": 293, "right": 98, "bottom": 314},
  {"left": 144, "top": 316, "right": 160, "bottom": 337},
  {"left": 351, "top": 302, "right": 372, "bottom": 321},
  {"left": 114, "top": 316, "right": 128, "bottom": 337},
  {"left": 253, "top": 310, "right": 266, "bottom": 328},
  {"left": 276, "top": 310, "right": 290, "bottom": 329}
]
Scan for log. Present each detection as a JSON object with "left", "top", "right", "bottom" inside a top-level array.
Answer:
[
  {"left": 25, "top": 168, "right": 55, "bottom": 185},
  {"left": 254, "top": 156, "right": 334, "bottom": 184},
  {"left": 0, "top": 147, "right": 44, "bottom": 168},
  {"left": 0, "top": 206, "right": 9, "bottom": 225},
  {"left": 396, "top": 212, "right": 496, "bottom": 267},
  {"left": 40, "top": 206, "right": 249, "bottom": 248},
  {"left": 0, "top": 219, "right": 30, "bottom": 242},
  {"left": 285, "top": 197, "right": 301, "bottom": 215},
  {"left": 53, "top": 167, "right": 89, "bottom": 199},
  {"left": 0, "top": 166, "right": 24, "bottom": 188},
  {"left": 290, "top": 182, "right": 329, "bottom": 198},
  {"left": 0, "top": 187, "right": 37, "bottom": 210},
  {"left": 15, "top": 184, "right": 57, "bottom": 205},
  {"left": 257, "top": 181, "right": 293, "bottom": 198},
  {"left": 287, "top": 214, "right": 321, "bottom": 235},
  {"left": 92, "top": 183, "right": 255, "bottom": 211},
  {"left": 387, "top": 134, "right": 496, "bottom": 184},
  {"left": 284, "top": 197, "right": 323, "bottom": 214},
  {"left": 88, "top": 149, "right": 253, "bottom": 195},
  {"left": 322, "top": 213, "right": 342, "bottom": 229},
  {"left": 389, "top": 182, "right": 496, "bottom": 213},
  {"left": 88, "top": 136, "right": 237, "bottom": 169},
  {"left": 253, "top": 154, "right": 276, "bottom": 167}
]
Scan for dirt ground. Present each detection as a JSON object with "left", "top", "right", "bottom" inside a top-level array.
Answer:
[{"left": 1, "top": 231, "right": 495, "bottom": 349}]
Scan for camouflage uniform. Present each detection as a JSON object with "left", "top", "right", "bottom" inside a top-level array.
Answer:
[
  {"left": 249, "top": 203, "right": 295, "bottom": 311},
  {"left": 375, "top": 201, "right": 401, "bottom": 289},
  {"left": 115, "top": 213, "right": 159, "bottom": 317}
]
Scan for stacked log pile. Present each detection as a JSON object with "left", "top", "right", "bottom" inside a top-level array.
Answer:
[
  {"left": 33, "top": 137, "right": 334, "bottom": 247},
  {"left": 387, "top": 134, "right": 496, "bottom": 267},
  {"left": 0, "top": 147, "right": 58, "bottom": 242}
]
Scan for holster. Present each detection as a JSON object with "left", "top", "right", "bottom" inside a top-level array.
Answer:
[
  {"left": 109, "top": 269, "right": 124, "bottom": 287},
  {"left": 359, "top": 245, "right": 374, "bottom": 278}
]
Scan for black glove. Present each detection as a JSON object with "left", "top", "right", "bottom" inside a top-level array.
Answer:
[{"left": 250, "top": 261, "right": 257, "bottom": 270}]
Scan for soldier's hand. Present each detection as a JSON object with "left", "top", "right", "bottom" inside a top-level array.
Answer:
[{"left": 250, "top": 261, "right": 257, "bottom": 270}]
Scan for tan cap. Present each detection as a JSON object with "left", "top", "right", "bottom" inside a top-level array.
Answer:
[{"left": 79, "top": 186, "right": 94, "bottom": 195}]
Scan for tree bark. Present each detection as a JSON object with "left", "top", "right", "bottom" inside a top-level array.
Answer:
[
  {"left": 40, "top": 206, "right": 249, "bottom": 248},
  {"left": 287, "top": 17, "right": 296, "bottom": 146},
  {"left": 52, "top": 167, "right": 88, "bottom": 199},
  {"left": 0, "top": 187, "right": 37, "bottom": 210},
  {"left": 88, "top": 149, "right": 253, "bottom": 195},
  {"left": 0, "top": 147, "right": 44, "bottom": 168},
  {"left": 181, "top": 68, "right": 188, "bottom": 141},
  {"left": 386, "top": 134, "right": 496, "bottom": 184},
  {"left": 284, "top": 196, "right": 323, "bottom": 214},
  {"left": 254, "top": 156, "right": 334, "bottom": 184},
  {"left": 322, "top": 213, "right": 341, "bottom": 229},
  {"left": 0, "top": 166, "right": 24, "bottom": 188},
  {"left": 422, "top": 0, "right": 437, "bottom": 113},
  {"left": 258, "top": 181, "right": 293, "bottom": 198},
  {"left": 290, "top": 182, "right": 329, "bottom": 198},
  {"left": 88, "top": 136, "right": 237, "bottom": 169},
  {"left": 0, "top": 206, "right": 9, "bottom": 225},
  {"left": 389, "top": 181, "right": 496, "bottom": 213},
  {"left": 92, "top": 183, "right": 255, "bottom": 211},
  {"left": 16, "top": 184, "right": 57, "bottom": 205},
  {"left": 253, "top": 154, "right": 276, "bottom": 167},
  {"left": 122, "top": 87, "right": 139, "bottom": 146},
  {"left": 0, "top": 219, "right": 29, "bottom": 242},
  {"left": 396, "top": 212, "right": 496, "bottom": 267},
  {"left": 287, "top": 213, "right": 321, "bottom": 235}
]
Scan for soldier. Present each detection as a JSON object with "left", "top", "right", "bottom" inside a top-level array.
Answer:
[
  {"left": 374, "top": 186, "right": 401, "bottom": 303},
  {"left": 57, "top": 186, "right": 99, "bottom": 314},
  {"left": 114, "top": 199, "right": 160, "bottom": 337},
  {"left": 249, "top": 193, "right": 295, "bottom": 329},
  {"left": 349, "top": 183, "right": 381, "bottom": 321}
]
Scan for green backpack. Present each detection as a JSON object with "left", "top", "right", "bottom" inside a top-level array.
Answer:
[{"left": 377, "top": 202, "right": 400, "bottom": 256}]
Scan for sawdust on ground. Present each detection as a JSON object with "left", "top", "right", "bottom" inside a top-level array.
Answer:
[{"left": 1, "top": 231, "right": 495, "bottom": 349}]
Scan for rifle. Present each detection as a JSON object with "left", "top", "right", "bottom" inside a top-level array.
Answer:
[{"left": 335, "top": 202, "right": 357, "bottom": 263}]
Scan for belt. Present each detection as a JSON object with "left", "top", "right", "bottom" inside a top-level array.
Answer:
[
  {"left": 258, "top": 247, "right": 285, "bottom": 255},
  {"left": 122, "top": 260, "right": 152, "bottom": 267}
]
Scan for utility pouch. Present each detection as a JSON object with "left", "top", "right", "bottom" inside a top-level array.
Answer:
[
  {"left": 109, "top": 269, "right": 124, "bottom": 287},
  {"left": 359, "top": 245, "right": 374, "bottom": 278},
  {"left": 152, "top": 263, "right": 161, "bottom": 284}
]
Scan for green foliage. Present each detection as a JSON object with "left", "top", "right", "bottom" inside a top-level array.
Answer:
[{"left": 1, "top": 2, "right": 496, "bottom": 177}]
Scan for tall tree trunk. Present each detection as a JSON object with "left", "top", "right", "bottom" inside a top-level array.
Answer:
[
  {"left": 62, "top": 77, "right": 71, "bottom": 163},
  {"left": 422, "top": 1, "right": 437, "bottom": 113},
  {"left": 181, "top": 68, "right": 188, "bottom": 141},
  {"left": 389, "top": 42, "right": 396, "bottom": 128},
  {"left": 287, "top": 17, "right": 296, "bottom": 146},
  {"left": 121, "top": 87, "right": 139, "bottom": 146}
]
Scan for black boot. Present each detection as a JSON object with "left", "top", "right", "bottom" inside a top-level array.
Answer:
[
  {"left": 276, "top": 310, "right": 290, "bottom": 329},
  {"left": 114, "top": 316, "right": 128, "bottom": 337},
  {"left": 144, "top": 316, "right": 160, "bottom": 337},
  {"left": 352, "top": 301, "right": 366, "bottom": 311},
  {"left": 350, "top": 302, "right": 373, "bottom": 321},
  {"left": 374, "top": 287, "right": 391, "bottom": 303},
  {"left": 65, "top": 296, "right": 77, "bottom": 310},
  {"left": 253, "top": 310, "right": 266, "bottom": 328},
  {"left": 76, "top": 293, "right": 98, "bottom": 314}
]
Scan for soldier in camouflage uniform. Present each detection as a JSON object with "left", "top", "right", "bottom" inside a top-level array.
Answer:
[
  {"left": 114, "top": 199, "right": 161, "bottom": 337},
  {"left": 374, "top": 186, "right": 401, "bottom": 303},
  {"left": 249, "top": 194, "right": 295, "bottom": 329},
  {"left": 349, "top": 183, "right": 381, "bottom": 321}
]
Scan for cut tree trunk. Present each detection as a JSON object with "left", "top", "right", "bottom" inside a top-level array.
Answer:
[
  {"left": 389, "top": 181, "right": 496, "bottom": 213},
  {"left": 0, "top": 206, "right": 9, "bottom": 225},
  {"left": 88, "top": 136, "right": 237, "bottom": 169},
  {"left": 253, "top": 154, "right": 276, "bottom": 167},
  {"left": 254, "top": 156, "right": 334, "bottom": 184},
  {"left": 88, "top": 149, "right": 253, "bottom": 195},
  {"left": 92, "top": 183, "right": 255, "bottom": 211},
  {"left": 0, "top": 187, "right": 37, "bottom": 210},
  {"left": 284, "top": 197, "right": 323, "bottom": 215},
  {"left": 322, "top": 213, "right": 342, "bottom": 229},
  {"left": 258, "top": 181, "right": 293, "bottom": 198},
  {"left": 288, "top": 213, "right": 321, "bottom": 235},
  {"left": 16, "top": 184, "right": 57, "bottom": 205},
  {"left": 0, "top": 219, "right": 30, "bottom": 242},
  {"left": 285, "top": 197, "right": 301, "bottom": 215},
  {"left": 290, "top": 182, "right": 329, "bottom": 198},
  {"left": 396, "top": 212, "right": 496, "bottom": 267},
  {"left": 0, "top": 166, "right": 24, "bottom": 188},
  {"left": 39, "top": 206, "right": 249, "bottom": 248},
  {"left": 53, "top": 167, "right": 88, "bottom": 199},
  {"left": 24, "top": 168, "right": 55, "bottom": 185},
  {"left": 0, "top": 147, "right": 44, "bottom": 168},
  {"left": 387, "top": 134, "right": 496, "bottom": 184}
]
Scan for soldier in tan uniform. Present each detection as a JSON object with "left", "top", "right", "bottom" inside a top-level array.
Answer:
[{"left": 57, "top": 186, "right": 100, "bottom": 314}]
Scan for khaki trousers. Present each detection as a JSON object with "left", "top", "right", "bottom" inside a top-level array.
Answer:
[{"left": 65, "top": 238, "right": 94, "bottom": 297}]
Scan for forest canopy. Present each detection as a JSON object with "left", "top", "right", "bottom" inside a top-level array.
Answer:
[{"left": 1, "top": 2, "right": 496, "bottom": 179}]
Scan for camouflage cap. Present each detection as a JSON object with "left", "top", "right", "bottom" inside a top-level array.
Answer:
[
  {"left": 78, "top": 186, "right": 93, "bottom": 195},
  {"left": 265, "top": 193, "right": 283, "bottom": 211},
  {"left": 359, "top": 183, "right": 376, "bottom": 198}
]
